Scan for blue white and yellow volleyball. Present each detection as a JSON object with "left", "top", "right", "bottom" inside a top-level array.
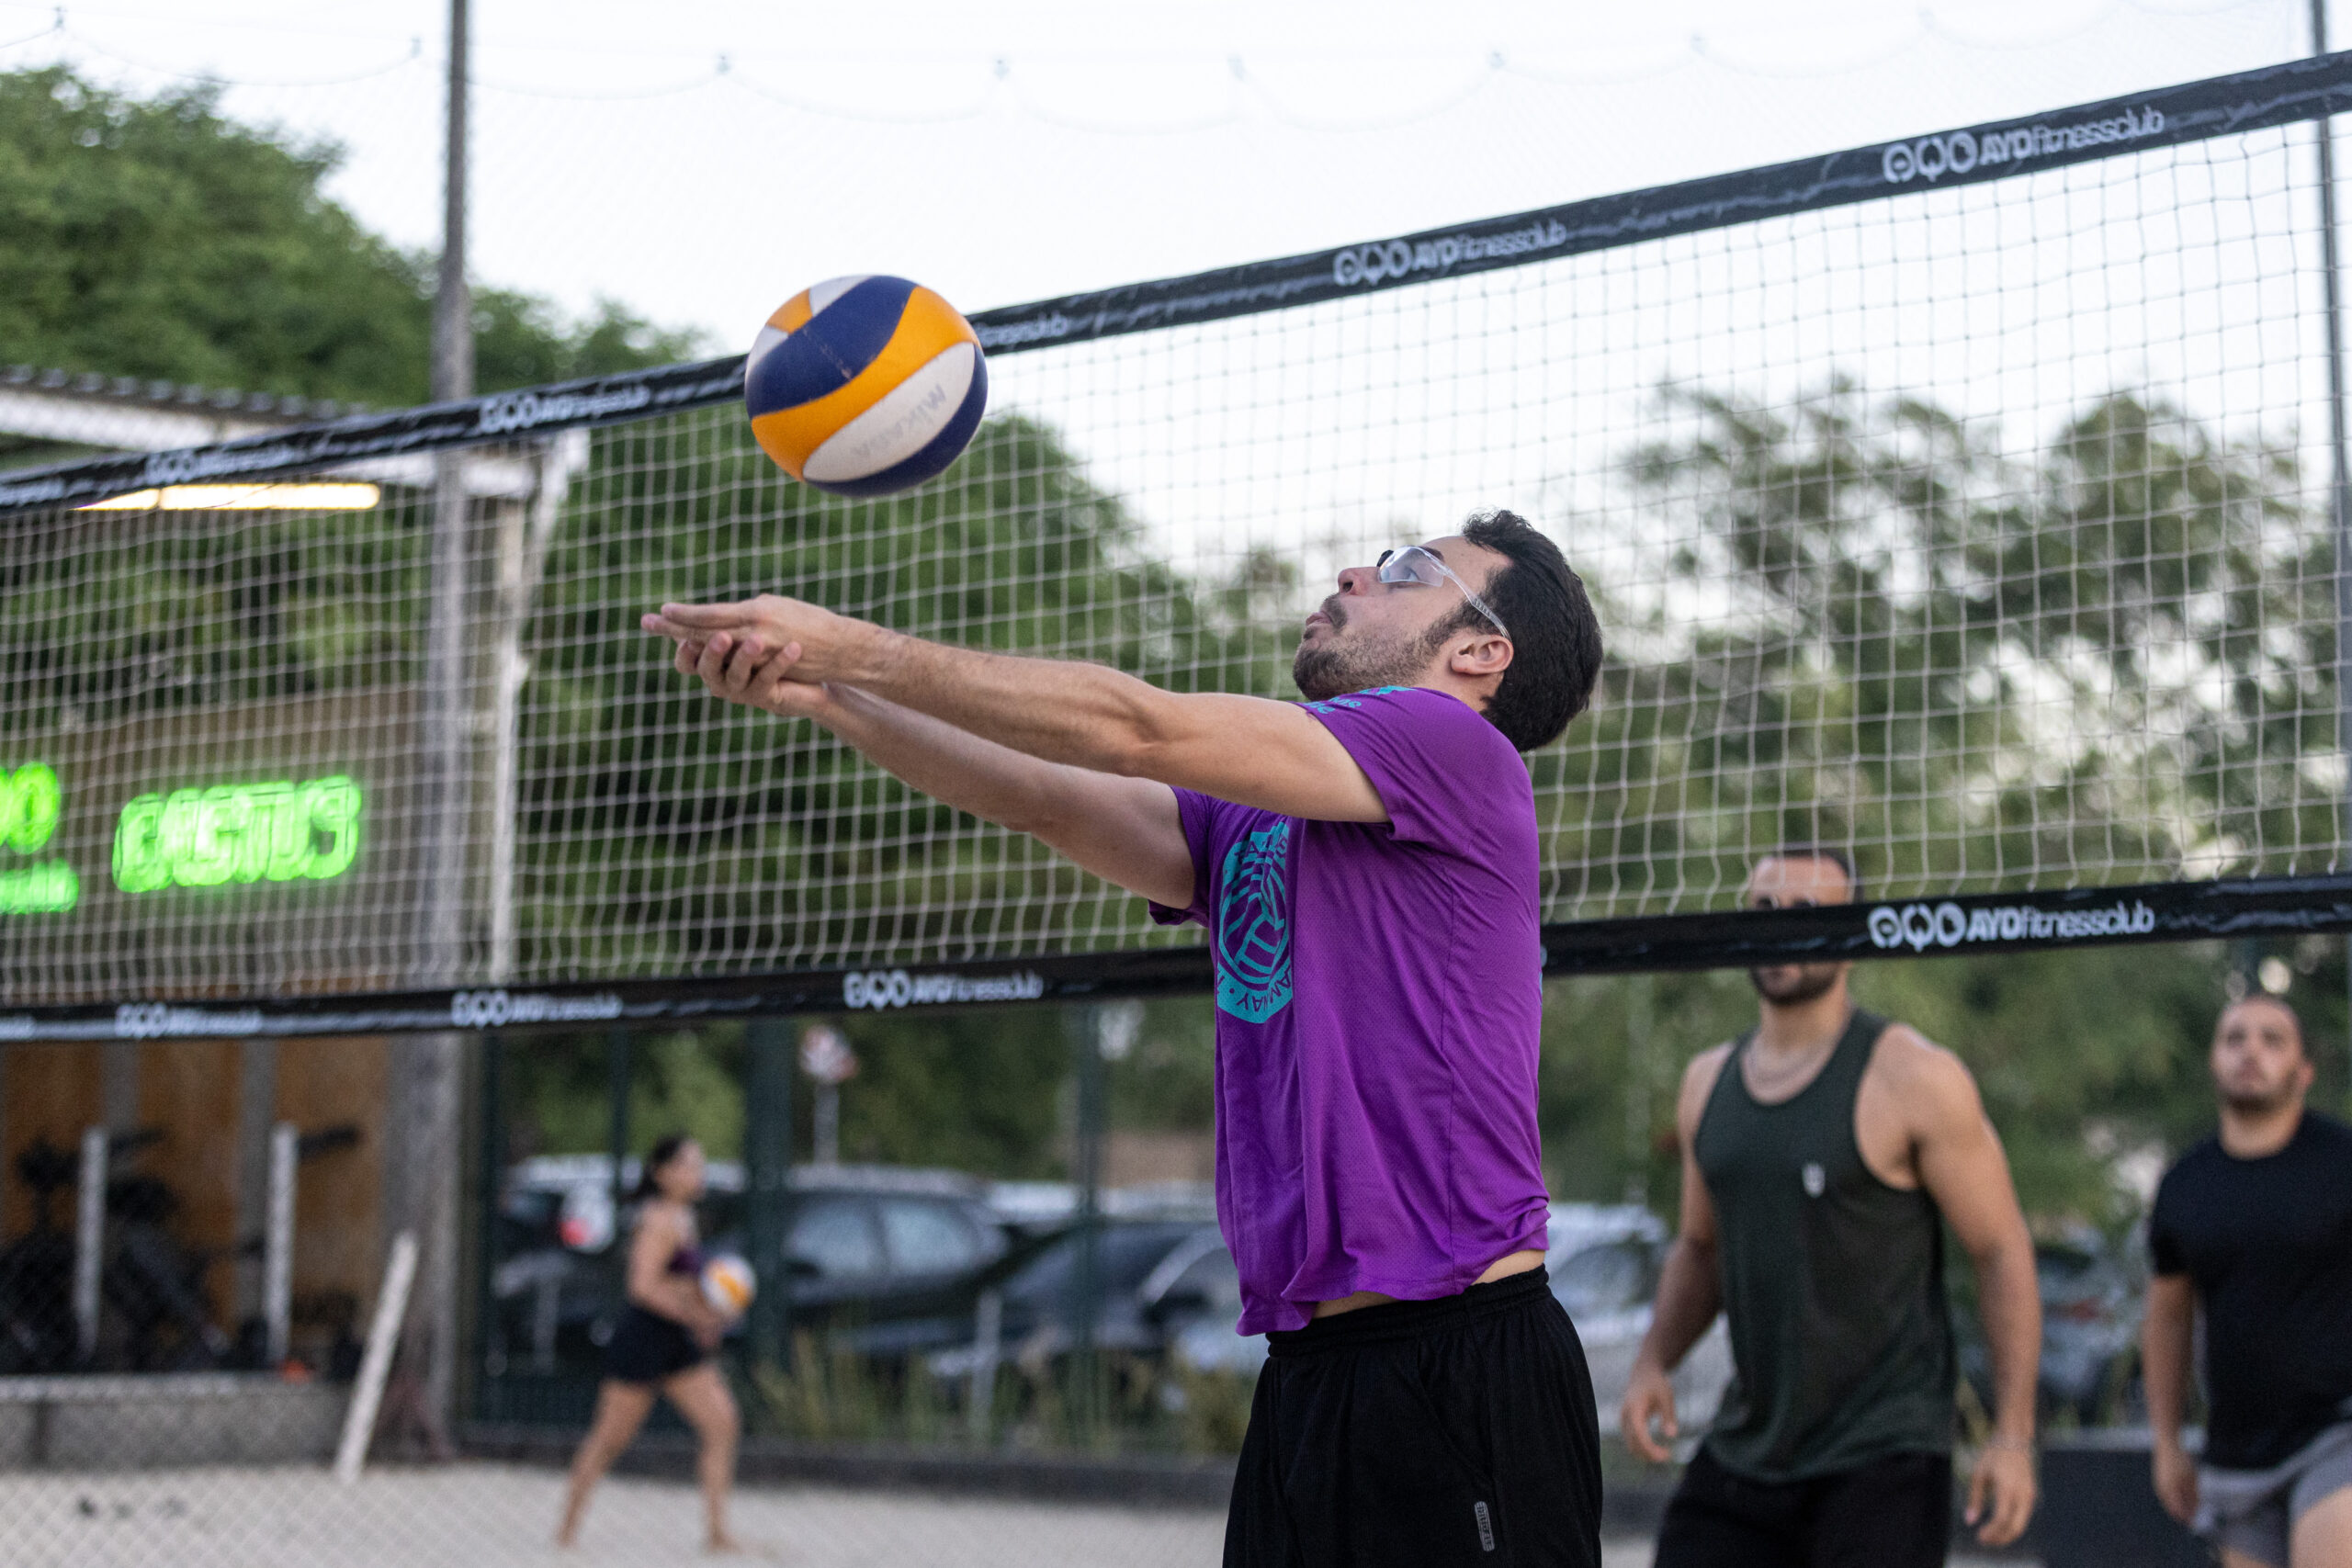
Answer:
[
  {"left": 701, "top": 1255, "right": 756, "bottom": 1320},
  {"left": 743, "top": 276, "right": 989, "bottom": 497}
]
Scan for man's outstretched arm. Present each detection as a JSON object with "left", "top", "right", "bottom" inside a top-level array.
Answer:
[
  {"left": 642, "top": 597, "right": 1388, "bottom": 824},
  {"left": 674, "top": 633, "right": 1197, "bottom": 909}
]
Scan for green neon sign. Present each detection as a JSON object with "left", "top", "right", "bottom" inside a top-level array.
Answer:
[
  {"left": 113, "top": 775, "right": 363, "bottom": 893},
  {"left": 0, "top": 762, "right": 61, "bottom": 852},
  {"left": 0, "top": 762, "right": 76, "bottom": 914},
  {"left": 0, "top": 861, "right": 78, "bottom": 914}
]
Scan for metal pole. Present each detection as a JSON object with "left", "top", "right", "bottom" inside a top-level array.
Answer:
[
  {"left": 813, "top": 1083, "right": 840, "bottom": 1165},
  {"left": 477, "top": 1032, "right": 505, "bottom": 1387},
  {"left": 264, "top": 1122, "right": 297, "bottom": 1367},
  {"left": 415, "top": 0, "right": 473, "bottom": 987},
  {"left": 232, "top": 1039, "right": 278, "bottom": 1326},
  {"left": 335, "top": 1232, "right": 420, "bottom": 1484},
  {"left": 1623, "top": 974, "right": 1656, "bottom": 1208},
  {"left": 606, "top": 1025, "right": 632, "bottom": 1230},
  {"left": 967, "top": 1286, "right": 1003, "bottom": 1446},
  {"left": 1067, "top": 1005, "right": 1106, "bottom": 1445},
  {"left": 745, "top": 1020, "right": 793, "bottom": 1370},
  {"left": 485, "top": 434, "right": 579, "bottom": 984},
  {"left": 484, "top": 476, "right": 531, "bottom": 987},
  {"left": 435, "top": 0, "right": 471, "bottom": 409},
  {"left": 2312, "top": 0, "right": 2352, "bottom": 1104},
  {"left": 385, "top": 1034, "right": 465, "bottom": 1453},
  {"left": 72, "top": 1127, "right": 105, "bottom": 1363}
]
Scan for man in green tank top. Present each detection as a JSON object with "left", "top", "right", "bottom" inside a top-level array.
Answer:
[{"left": 1621, "top": 847, "right": 2043, "bottom": 1567}]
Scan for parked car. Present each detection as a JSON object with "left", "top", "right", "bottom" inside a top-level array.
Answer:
[
  {"left": 1545, "top": 1202, "right": 1733, "bottom": 1439},
  {"left": 980, "top": 1179, "right": 1218, "bottom": 1238},
  {"left": 774, "top": 1166, "right": 1013, "bottom": 1358},
  {"left": 929, "top": 1213, "right": 1258, "bottom": 1381},
  {"left": 2035, "top": 1226, "right": 2144, "bottom": 1417},
  {"left": 930, "top": 1198, "right": 1742, "bottom": 1421},
  {"left": 487, "top": 1157, "right": 1012, "bottom": 1374},
  {"left": 1957, "top": 1223, "right": 2145, "bottom": 1424}
]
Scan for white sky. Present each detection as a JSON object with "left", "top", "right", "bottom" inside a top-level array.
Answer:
[
  {"left": 4, "top": 1, "right": 2341, "bottom": 905},
  {"left": 0, "top": 0, "right": 2321, "bottom": 348}
]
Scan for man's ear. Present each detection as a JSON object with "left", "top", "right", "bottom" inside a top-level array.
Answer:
[{"left": 1449, "top": 633, "right": 1512, "bottom": 679}]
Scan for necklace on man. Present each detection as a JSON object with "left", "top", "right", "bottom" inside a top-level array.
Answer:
[{"left": 1746, "top": 1035, "right": 1837, "bottom": 1099}]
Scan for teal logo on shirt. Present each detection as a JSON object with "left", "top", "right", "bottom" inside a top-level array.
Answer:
[
  {"left": 1299, "top": 684, "right": 1410, "bottom": 716},
  {"left": 1215, "top": 821, "right": 1293, "bottom": 1022}
]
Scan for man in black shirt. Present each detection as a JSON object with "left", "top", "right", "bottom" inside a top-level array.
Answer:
[{"left": 2145, "top": 993, "right": 2352, "bottom": 1568}]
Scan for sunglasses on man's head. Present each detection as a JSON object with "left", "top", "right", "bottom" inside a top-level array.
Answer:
[{"left": 1374, "top": 546, "right": 1510, "bottom": 638}]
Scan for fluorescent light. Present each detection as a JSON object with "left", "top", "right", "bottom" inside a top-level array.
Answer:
[{"left": 78, "top": 483, "right": 381, "bottom": 512}]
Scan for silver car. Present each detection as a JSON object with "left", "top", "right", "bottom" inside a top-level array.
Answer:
[
  {"left": 1546, "top": 1202, "right": 1731, "bottom": 1438},
  {"left": 1155, "top": 1200, "right": 1737, "bottom": 1444}
]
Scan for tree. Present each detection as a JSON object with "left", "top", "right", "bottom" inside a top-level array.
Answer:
[
  {"left": 10, "top": 118, "right": 2337, "bottom": 1211},
  {"left": 510, "top": 412, "right": 1293, "bottom": 979},
  {"left": 0, "top": 66, "right": 699, "bottom": 416},
  {"left": 1536, "top": 378, "right": 2344, "bottom": 1222},
  {"left": 1559, "top": 379, "right": 2331, "bottom": 901},
  {"left": 0, "top": 397, "right": 1281, "bottom": 1175}
]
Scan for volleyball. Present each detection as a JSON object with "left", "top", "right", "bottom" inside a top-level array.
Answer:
[
  {"left": 742, "top": 276, "right": 989, "bottom": 497},
  {"left": 700, "top": 1254, "right": 756, "bottom": 1320}
]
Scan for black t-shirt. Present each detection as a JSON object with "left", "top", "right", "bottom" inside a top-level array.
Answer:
[{"left": 2149, "top": 1111, "right": 2352, "bottom": 1469}]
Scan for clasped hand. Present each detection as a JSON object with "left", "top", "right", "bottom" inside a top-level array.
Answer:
[{"left": 640, "top": 594, "right": 855, "bottom": 718}]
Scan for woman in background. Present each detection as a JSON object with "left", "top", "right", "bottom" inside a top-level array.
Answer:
[{"left": 557, "top": 1134, "right": 741, "bottom": 1552}]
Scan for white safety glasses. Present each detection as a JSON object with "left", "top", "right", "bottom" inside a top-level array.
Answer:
[{"left": 1375, "top": 546, "right": 1510, "bottom": 638}]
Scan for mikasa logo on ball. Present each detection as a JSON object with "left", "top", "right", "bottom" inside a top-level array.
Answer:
[{"left": 825, "top": 377, "right": 955, "bottom": 472}]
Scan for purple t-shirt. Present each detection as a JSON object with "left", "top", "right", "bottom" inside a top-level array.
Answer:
[{"left": 1149, "top": 684, "right": 1550, "bottom": 1334}]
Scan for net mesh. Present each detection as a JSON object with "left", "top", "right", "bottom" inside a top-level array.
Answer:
[
  {"left": 0, "top": 57, "right": 2339, "bottom": 1568},
  {"left": 3, "top": 115, "right": 2344, "bottom": 1005}
]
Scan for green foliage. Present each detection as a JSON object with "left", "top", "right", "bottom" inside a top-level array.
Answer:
[
  {"left": 825, "top": 1005, "right": 1071, "bottom": 1177},
  {"left": 746, "top": 1338, "right": 1240, "bottom": 1455},
  {"left": 1, "top": 498, "right": 432, "bottom": 738},
  {"left": 1551, "top": 379, "right": 2333, "bottom": 915},
  {"left": 5, "top": 80, "right": 2332, "bottom": 1221},
  {"left": 825, "top": 996, "right": 1214, "bottom": 1177},
  {"left": 1538, "top": 944, "right": 2340, "bottom": 1226},
  {"left": 500, "top": 1025, "right": 747, "bottom": 1161},
  {"left": 473, "top": 292, "right": 707, "bottom": 393},
  {"left": 509, "top": 411, "right": 1291, "bottom": 977},
  {"left": 0, "top": 66, "right": 700, "bottom": 411},
  {"left": 1538, "top": 968, "right": 1761, "bottom": 1204},
  {"left": 1538, "top": 377, "right": 2343, "bottom": 1221},
  {"left": 506, "top": 998, "right": 1216, "bottom": 1182},
  {"left": 1107, "top": 999, "right": 1219, "bottom": 1133},
  {"left": 1168, "top": 1362, "right": 1257, "bottom": 1455}
]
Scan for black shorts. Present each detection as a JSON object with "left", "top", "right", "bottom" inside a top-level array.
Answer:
[
  {"left": 1225, "top": 1269, "right": 1601, "bottom": 1568},
  {"left": 1654, "top": 1446, "right": 1953, "bottom": 1568},
  {"left": 603, "top": 1304, "right": 707, "bottom": 1385}
]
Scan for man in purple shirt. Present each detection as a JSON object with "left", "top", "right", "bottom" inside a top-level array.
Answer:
[{"left": 644, "top": 509, "right": 1606, "bottom": 1566}]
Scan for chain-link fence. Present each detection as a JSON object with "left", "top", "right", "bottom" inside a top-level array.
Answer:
[{"left": 0, "top": 1010, "right": 1253, "bottom": 1565}]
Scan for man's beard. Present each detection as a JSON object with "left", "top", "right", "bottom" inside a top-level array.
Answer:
[
  {"left": 2219, "top": 1078, "right": 2300, "bottom": 1117},
  {"left": 1749, "top": 963, "right": 1843, "bottom": 1007},
  {"left": 1292, "top": 596, "right": 1433, "bottom": 702}
]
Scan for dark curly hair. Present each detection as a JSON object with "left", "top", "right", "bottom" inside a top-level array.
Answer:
[{"left": 1422, "top": 510, "right": 1603, "bottom": 751}]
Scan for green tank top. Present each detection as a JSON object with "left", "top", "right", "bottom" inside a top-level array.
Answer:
[{"left": 1691, "top": 1008, "right": 1955, "bottom": 1481}]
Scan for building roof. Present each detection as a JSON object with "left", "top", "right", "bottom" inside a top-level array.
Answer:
[{"left": 0, "top": 363, "right": 551, "bottom": 503}]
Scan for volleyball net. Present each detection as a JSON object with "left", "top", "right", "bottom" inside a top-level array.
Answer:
[{"left": 7, "top": 54, "right": 2352, "bottom": 1038}]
